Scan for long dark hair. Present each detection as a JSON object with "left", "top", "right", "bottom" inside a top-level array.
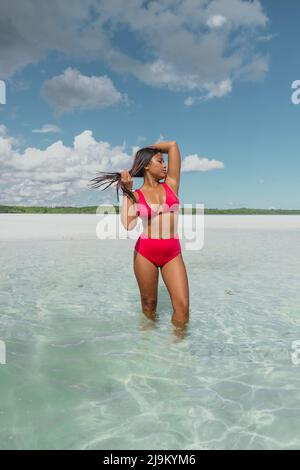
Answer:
[{"left": 87, "top": 146, "right": 164, "bottom": 203}]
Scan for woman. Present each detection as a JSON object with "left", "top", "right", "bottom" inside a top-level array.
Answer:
[{"left": 88, "top": 141, "right": 189, "bottom": 329}]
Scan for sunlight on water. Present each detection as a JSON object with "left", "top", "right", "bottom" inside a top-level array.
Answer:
[{"left": 1, "top": 216, "right": 300, "bottom": 449}]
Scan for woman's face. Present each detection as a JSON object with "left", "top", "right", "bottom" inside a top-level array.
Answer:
[{"left": 149, "top": 152, "right": 167, "bottom": 178}]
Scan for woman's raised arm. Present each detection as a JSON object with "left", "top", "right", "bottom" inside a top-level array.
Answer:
[{"left": 150, "top": 141, "right": 181, "bottom": 194}]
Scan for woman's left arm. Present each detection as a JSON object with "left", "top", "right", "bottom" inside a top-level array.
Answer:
[
  {"left": 166, "top": 141, "right": 181, "bottom": 192},
  {"left": 149, "top": 141, "right": 181, "bottom": 193}
]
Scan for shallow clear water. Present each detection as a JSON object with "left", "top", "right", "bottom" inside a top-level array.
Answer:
[{"left": 1, "top": 216, "right": 300, "bottom": 449}]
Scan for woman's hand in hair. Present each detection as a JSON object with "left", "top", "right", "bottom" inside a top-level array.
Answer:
[{"left": 121, "top": 170, "right": 133, "bottom": 192}]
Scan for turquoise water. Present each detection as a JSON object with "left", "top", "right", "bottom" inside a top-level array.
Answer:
[{"left": 1, "top": 221, "right": 300, "bottom": 449}]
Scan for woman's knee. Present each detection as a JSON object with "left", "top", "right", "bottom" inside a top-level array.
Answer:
[
  {"left": 141, "top": 295, "right": 157, "bottom": 313},
  {"left": 173, "top": 298, "right": 189, "bottom": 316},
  {"left": 172, "top": 300, "right": 189, "bottom": 326}
]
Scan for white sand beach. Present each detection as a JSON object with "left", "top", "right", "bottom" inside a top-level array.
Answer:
[{"left": 0, "top": 214, "right": 300, "bottom": 242}]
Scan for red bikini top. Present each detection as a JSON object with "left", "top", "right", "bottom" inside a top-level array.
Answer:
[{"left": 135, "top": 182, "right": 180, "bottom": 220}]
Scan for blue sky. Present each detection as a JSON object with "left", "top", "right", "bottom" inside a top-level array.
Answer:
[{"left": 0, "top": 0, "right": 299, "bottom": 209}]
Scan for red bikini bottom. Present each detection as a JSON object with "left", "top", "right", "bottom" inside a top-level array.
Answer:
[{"left": 134, "top": 235, "right": 181, "bottom": 268}]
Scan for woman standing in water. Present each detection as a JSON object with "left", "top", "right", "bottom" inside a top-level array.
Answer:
[{"left": 88, "top": 141, "right": 189, "bottom": 330}]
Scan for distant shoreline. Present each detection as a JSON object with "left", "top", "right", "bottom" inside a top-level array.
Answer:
[{"left": 0, "top": 205, "right": 300, "bottom": 215}]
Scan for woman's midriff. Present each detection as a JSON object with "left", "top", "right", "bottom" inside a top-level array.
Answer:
[{"left": 141, "top": 212, "right": 179, "bottom": 239}]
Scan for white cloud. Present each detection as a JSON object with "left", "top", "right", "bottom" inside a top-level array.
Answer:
[
  {"left": 207, "top": 15, "right": 227, "bottom": 29},
  {"left": 0, "top": 0, "right": 271, "bottom": 103},
  {"left": 0, "top": 124, "right": 20, "bottom": 149},
  {"left": 0, "top": 125, "right": 132, "bottom": 205},
  {"left": 0, "top": 0, "right": 108, "bottom": 78},
  {"left": 184, "top": 78, "right": 232, "bottom": 105},
  {"left": 232, "top": 53, "right": 270, "bottom": 82},
  {"left": 184, "top": 96, "right": 195, "bottom": 107},
  {"left": 181, "top": 154, "right": 224, "bottom": 172},
  {"left": 0, "top": 124, "right": 8, "bottom": 136},
  {"left": 96, "top": 0, "right": 270, "bottom": 95},
  {"left": 200, "top": 78, "right": 232, "bottom": 101},
  {"left": 32, "top": 124, "right": 62, "bottom": 133},
  {"left": 0, "top": 125, "right": 223, "bottom": 205},
  {"left": 42, "top": 67, "right": 129, "bottom": 115},
  {"left": 255, "top": 34, "right": 277, "bottom": 42}
]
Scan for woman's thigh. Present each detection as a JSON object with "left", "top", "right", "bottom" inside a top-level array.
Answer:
[
  {"left": 160, "top": 253, "right": 189, "bottom": 312},
  {"left": 133, "top": 249, "right": 159, "bottom": 303}
]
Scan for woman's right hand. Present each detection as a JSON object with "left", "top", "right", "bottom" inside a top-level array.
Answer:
[{"left": 120, "top": 170, "right": 133, "bottom": 192}]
